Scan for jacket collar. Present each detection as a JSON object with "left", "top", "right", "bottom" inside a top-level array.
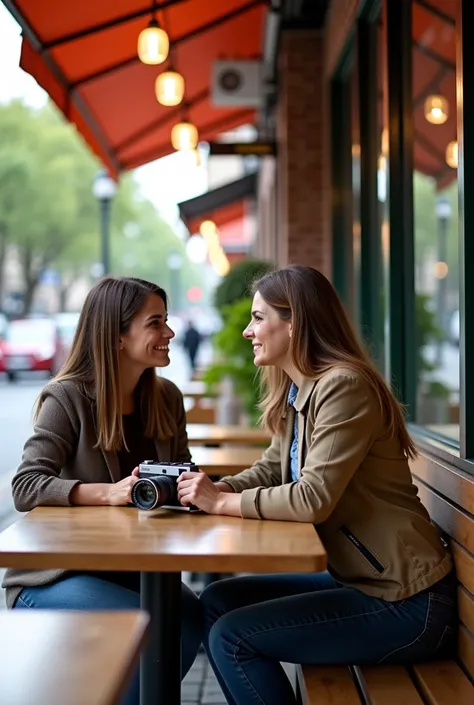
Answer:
[{"left": 294, "top": 378, "right": 317, "bottom": 412}]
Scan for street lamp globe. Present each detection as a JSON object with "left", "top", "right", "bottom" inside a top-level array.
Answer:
[
  {"left": 435, "top": 196, "right": 452, "bottom": 221},
  {"left": 92, "top": 170, "right": 117, "bottom": 201}
]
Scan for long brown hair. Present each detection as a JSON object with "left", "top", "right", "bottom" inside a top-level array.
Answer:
[
  {"left": 37, "top": 277, "right": 174, "bottom": 451},
  {"left": 253, "top": 266, "right": 417, "bottom": 459}
]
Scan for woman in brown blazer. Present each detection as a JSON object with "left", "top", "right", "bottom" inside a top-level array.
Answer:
[
  {"left": 176, "top": 266, "right": 456, "bottom": 705},
  {"left": 2, "top": 276, "right": 203, "bottom": 705}
]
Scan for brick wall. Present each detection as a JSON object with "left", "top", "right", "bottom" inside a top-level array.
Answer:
[
  {"left": 256, "top": 1, "right": 364, "bottom": 278},
  {"left": 277, "top": 29, "right": 330, "bottom": 275}
]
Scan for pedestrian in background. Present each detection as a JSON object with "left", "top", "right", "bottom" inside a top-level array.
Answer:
[{"left": 183, "top": 320, "right": 202, "bottom": 373}]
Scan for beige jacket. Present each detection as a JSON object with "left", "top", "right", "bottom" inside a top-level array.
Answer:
[
  {"left": 221, "top": 369, "right": 452, "bottom": 601},
  {"left": 2, "top": 377, "right": 190, "bottom": 608}
]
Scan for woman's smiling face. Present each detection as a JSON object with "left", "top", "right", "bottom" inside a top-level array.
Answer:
[{"left": 242, "top": 291, "right": 292, "bottom": 367}]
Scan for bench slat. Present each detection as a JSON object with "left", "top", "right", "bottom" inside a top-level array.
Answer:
[
  {"left": 452, "top": 541, "right": 474, "bottom": 596},
  {"left": 458, "top": 624, "right": 474, "bottom": 682},
  {"left": 458, "top": 586, "right": 474, "bottom": 636},
  {"left": 298, "top": 665, "right": 361, "bottom": 704},
  {"left": 411, "top": 457, "right": 474, "bottom": 516},
  {"left": 413, "top": 660, "right": 474, "bottom": 703},
  {"left": 413, "top": 482, "right": 474, "bottom": 557},
  {"left": 358, "top": 666, "right": 424, "bottom": 704}
]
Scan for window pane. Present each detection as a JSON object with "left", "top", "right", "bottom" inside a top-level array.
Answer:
[{"left": 412, "top": 0, "right": 459, "bottom": 442}]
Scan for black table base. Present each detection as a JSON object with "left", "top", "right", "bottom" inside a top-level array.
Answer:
[{"left": 140, "top": 571, "right": 182, "bottom": 705}]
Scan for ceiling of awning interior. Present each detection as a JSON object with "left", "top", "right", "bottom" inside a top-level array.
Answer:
[
  {"left": 412, "top": 0, "right": 456, "bottom": 188},
  {"left": 7, "top": 0, "right": 267, "bottom": 176}
]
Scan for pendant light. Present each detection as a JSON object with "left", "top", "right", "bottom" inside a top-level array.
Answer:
[
  {"left": 424, "top": 95, "right": 449, "bottom": 125},
  {"left": 445, "top": 140, "right": 458, "bottom": 169},
  {"left": 171, "top": 120, "right": 199, "bottom": 151},
  {"left": 137, "top": 2, "right": 169, "bottom": 65},
  {"left": 155, "top": 68, "right": 185, "bottom": 106}
]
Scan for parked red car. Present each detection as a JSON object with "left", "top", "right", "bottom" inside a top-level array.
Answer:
[
  {"left": 2, "top": 318, "right": 64, "bottom": 383},
  {"left": 0, "top": 341, "right": 5, "bottom": 374}
]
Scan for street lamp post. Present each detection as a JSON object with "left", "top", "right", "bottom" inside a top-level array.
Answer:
[
  {"left": 92, "top": 170, "right": 117, "bottom": 276},
  {"left": 435, "top": 196, "right": 452, "bottom": 364},
  {"left": 167, "top": 251, "right": 184, "bottom": 312}
]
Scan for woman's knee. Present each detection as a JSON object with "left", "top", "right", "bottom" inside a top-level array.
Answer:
[
  {"left": 200, "top": 576, "right": 244, "bottom": 621},
  {"left": 14, "top": 575, "right": 140, "bottom": 611}
]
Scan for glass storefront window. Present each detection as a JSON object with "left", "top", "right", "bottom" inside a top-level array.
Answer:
[{"left": 412, "top": 0, "right": 459, "bottom": 442}]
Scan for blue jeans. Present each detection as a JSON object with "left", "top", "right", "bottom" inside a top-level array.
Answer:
[
  {"left": 14, "top": 572, "right": 203, "bottom": 705},
  {"left": 200, "top": 571, "right": 457, "bottom": 705}
]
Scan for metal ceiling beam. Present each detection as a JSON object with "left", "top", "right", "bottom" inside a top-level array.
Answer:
[
  {"left": 42, "top": 0, "right": 188, "bottom": 50},
  {"left": 413, "top": 40, "right": 455, "bottom": 71},
  {"left": 123, "top": 108, "right": 254, "bottom": 168},
  {"left": 115, "top": 88, "right": 208, "bottom": 153},
  {"left": 70, "top": 0, "right": 267, "bottom": 89},
  {"left": 414, "top": 0, "right": 455, "bottom": 26},
  {"left": 413, "top": 66, "right": 449, "bottom": 107}
]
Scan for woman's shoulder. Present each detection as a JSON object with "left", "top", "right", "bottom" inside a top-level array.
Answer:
[
  {"left": 310, "top": 366, "right": 379, "bottom": 410},
  {"left": 158, "top": 376, "right": 184, "bottom": 405},
  {"left": 40, "top": 378, "right": 91, "bottom": 418},
  {"left": 314, "top": 366, "right": 369, "bottom": 391}
]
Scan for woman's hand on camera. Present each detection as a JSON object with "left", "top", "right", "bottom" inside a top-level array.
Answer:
[
  {"left": 177, "top": 471, "right": 223, "bottom": 514},
  {"left": 107, "top": 467, "right": 139, "bottom": 506}
]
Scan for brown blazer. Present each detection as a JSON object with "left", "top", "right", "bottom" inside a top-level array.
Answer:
[
  {"left": 220, "top": 368, "right": 452, "bottom": 601},
  {"left": 2, "top": 377, "right": 190, "bottom": 608}
]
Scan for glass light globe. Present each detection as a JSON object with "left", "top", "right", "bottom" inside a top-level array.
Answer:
[
  {"left": 155, "top": 70, "right": 185, "bottom": 106},
  {"left": 186, "top": 235, "right": 208, "bottom": 263},
  {"left": 92, "top": 170, "right": 117, "bottom": 200},
  {"left": 137, "top": 21, "right": 169, "bottom": 65},
  {"left": 171, "top": 121, "right": 199, "bottom": 151},
  {"left": 445, "top": 140, "right": 458, "bottom": 169},
  {"left": 424, "top": 95, "right": 449, "bottom": 125}
]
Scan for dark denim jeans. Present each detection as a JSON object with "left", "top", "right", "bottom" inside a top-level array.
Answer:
[
  {"left": 200, "top": 570, "right": 457, "bottom": 705},
  {"left": 14, "top": 572, "right": 203, "bottom": 705}
]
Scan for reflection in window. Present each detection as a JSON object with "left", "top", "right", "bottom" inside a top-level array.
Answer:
[{"left": 412, "top": 0, "right": 459, "bottom": 442}]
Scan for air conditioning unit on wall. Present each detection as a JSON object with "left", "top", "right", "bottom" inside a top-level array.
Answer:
[{"left": 212, "top": 60, "right": 263, "bottom": 108}]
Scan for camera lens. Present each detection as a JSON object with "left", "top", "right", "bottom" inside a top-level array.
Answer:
[{"left": 131, "top": 477, "right": 176, "bottom": 511}]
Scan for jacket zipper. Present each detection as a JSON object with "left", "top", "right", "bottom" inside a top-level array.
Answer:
[{"left": 341, "top": 526, "right": 385, "bottom": 574}]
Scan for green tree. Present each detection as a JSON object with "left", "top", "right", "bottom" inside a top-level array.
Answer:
[
  {"left": 112, "top": 199, "right": 205, "bottom": 307},
  {"left": 0, "top": 100, "right": 202, "bottom": 313},
  {"left": 214, "top": 258, "right": 273, "bottom": 315}
]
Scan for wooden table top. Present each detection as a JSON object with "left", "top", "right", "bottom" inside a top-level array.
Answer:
[
  {"left": 190, "top": 445, "right": 262, "bottom": 475},
  {"left": 0, "top": 610, "right": 149, "bottom": 705},
  {"left": 187, "top": 424, "right": 271, "bottom": 446},
  {"left": 0, "top": 506, "right": 326, "bottom": 574}
]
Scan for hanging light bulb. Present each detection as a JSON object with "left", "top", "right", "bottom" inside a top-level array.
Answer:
[
  {"left": 155, "top": 70, "right": 185, "bottom": 106},
  {"left": 424, "top": 95, "right": 449, "bottom": 125},
  {"left": 137, "top": 19, "right": 169, "bottom": 65},
  {"left": 446, "top": 140, "right": 458, "bottom": 169},
  {"left": 171, "top": 121, "right": 198, "bottom": 151}
]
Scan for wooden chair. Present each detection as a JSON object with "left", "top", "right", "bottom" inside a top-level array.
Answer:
[
  {"left": 296, "top": 452, "right": 474, "bottom": 704},
  {"left": 186, "top": 405, "right": 216, "bottom": 424}
]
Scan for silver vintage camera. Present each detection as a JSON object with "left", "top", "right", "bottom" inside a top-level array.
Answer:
[{"left": 131, "top": 460, "right": 200, "bottom": 512}]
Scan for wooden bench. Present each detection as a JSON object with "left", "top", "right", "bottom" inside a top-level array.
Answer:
[
  {"left": 1, "top": 610, "right": 149, "bottom": 705},
  {"left": 296, "top": 450, "right": 474, "bottom": 704}
]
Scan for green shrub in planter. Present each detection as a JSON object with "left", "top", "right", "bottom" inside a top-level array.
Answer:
[
  {"left": 203, "top": 297, "right": 261, "bottom": 424},
  {"left": 214, "top": 259, "right": 273, "bottom": 316}
]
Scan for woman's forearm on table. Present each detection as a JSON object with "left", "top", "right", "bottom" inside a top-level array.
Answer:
[
  {"left": 69, "top": 483, "right": 110, "bottom": 506},
  {"left": 216, "top": 491, "right": 243, "bottom": 517}
]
